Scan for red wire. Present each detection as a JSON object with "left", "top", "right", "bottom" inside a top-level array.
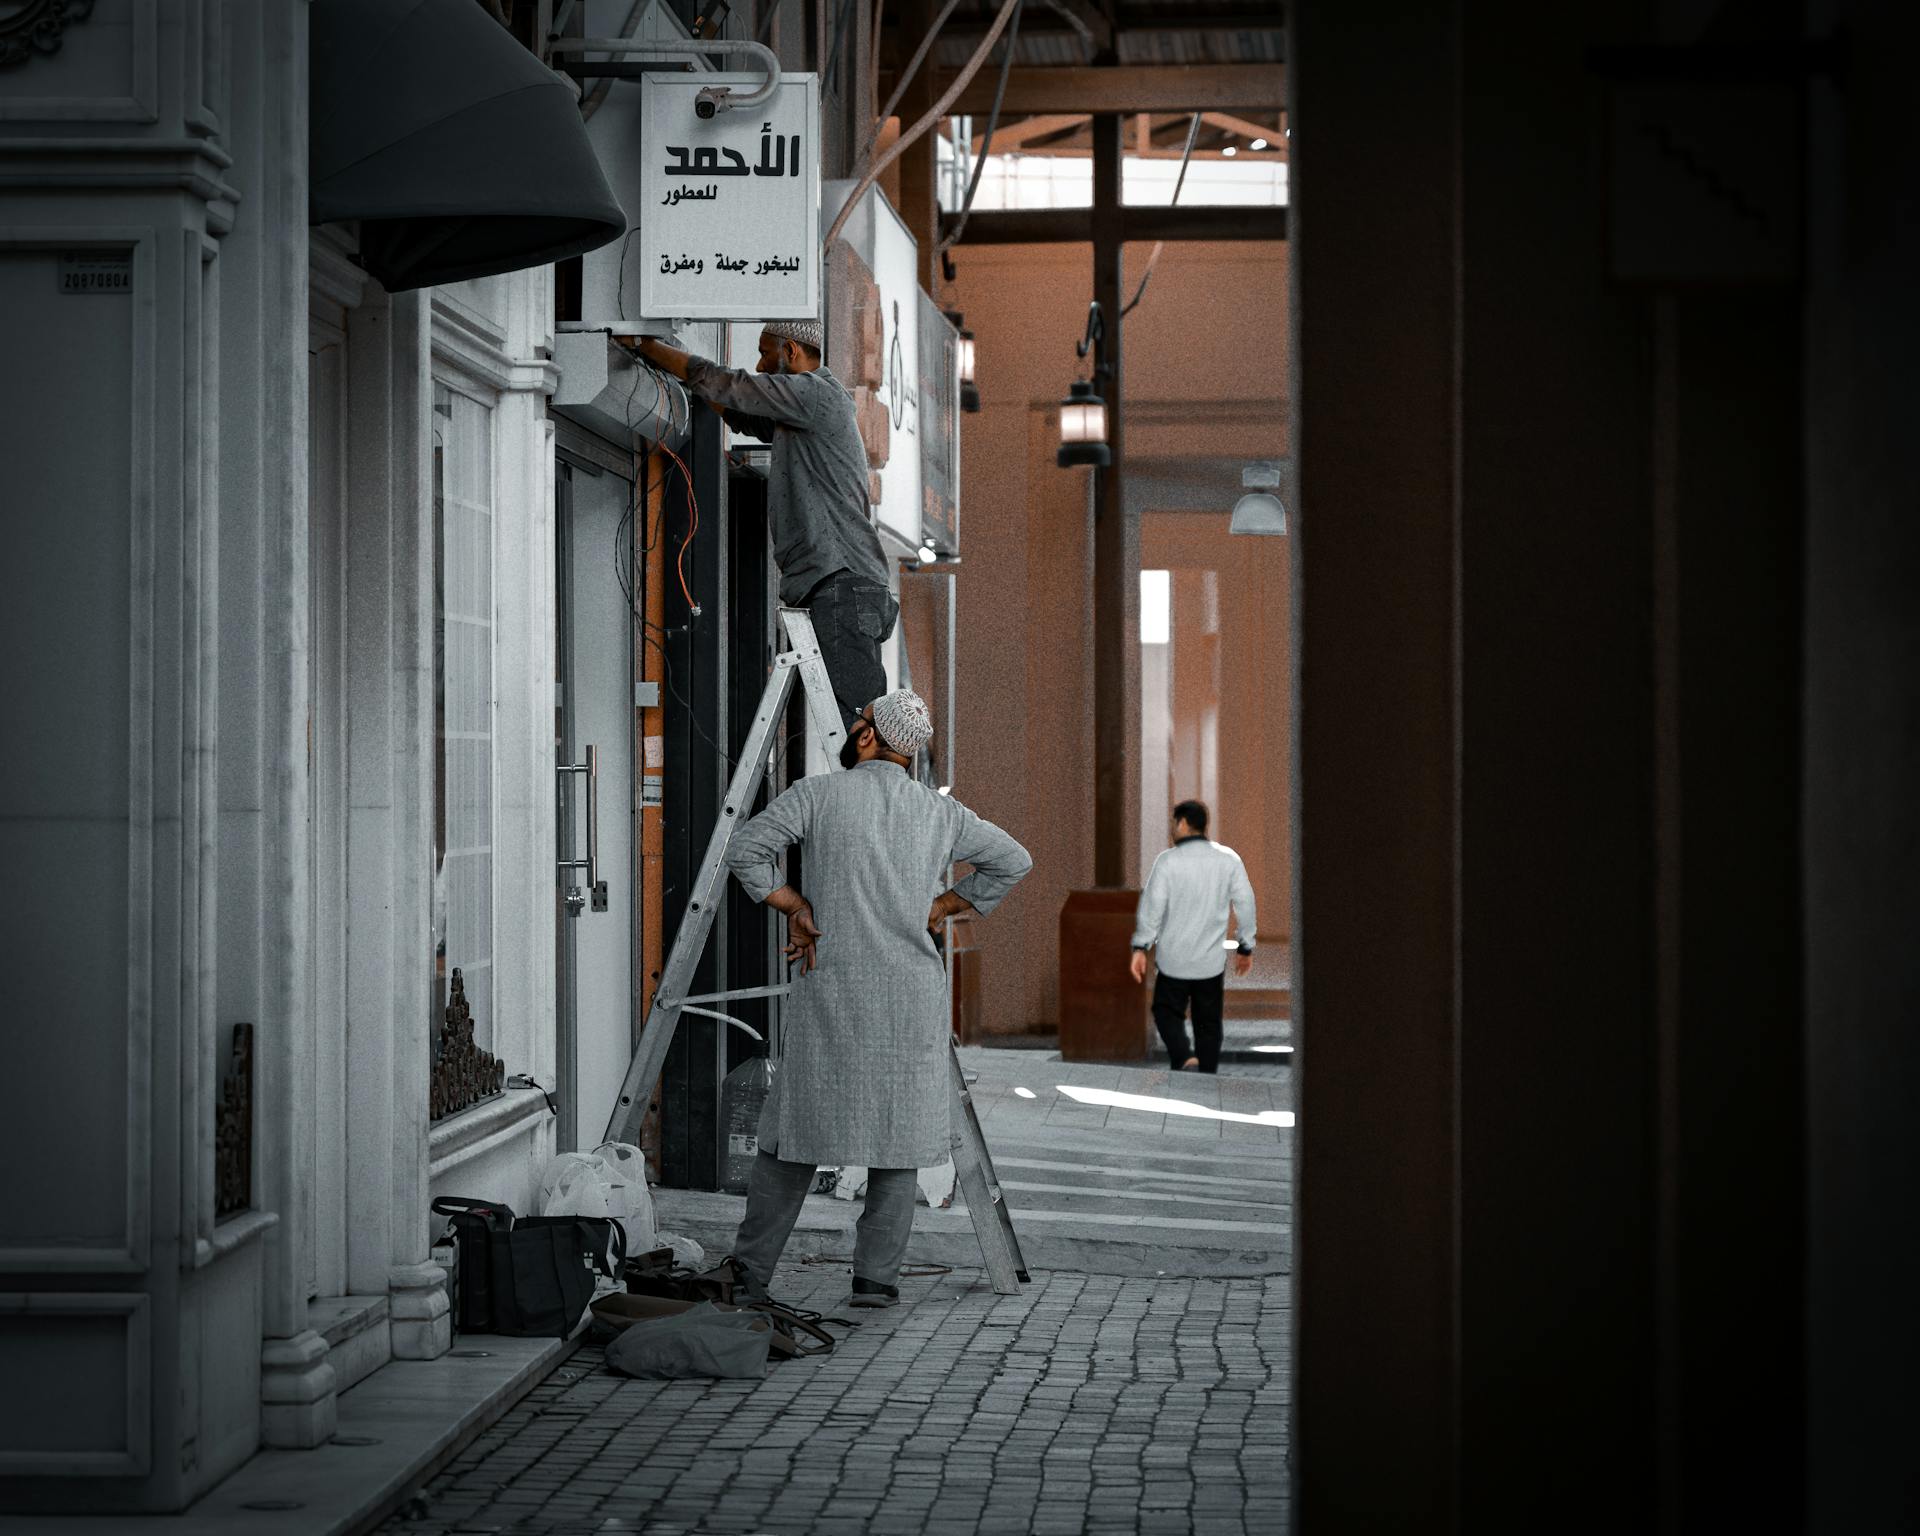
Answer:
[{"left": 654, "top": 440, "right": 700, "bottom": 614}]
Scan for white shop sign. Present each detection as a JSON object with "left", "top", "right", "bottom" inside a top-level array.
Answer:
[
  {"left": 639, "top": 72, "right": 820, "bottom": 322},
  {"left": 824, "top": 180, "right": 923, "bottom": 550}
]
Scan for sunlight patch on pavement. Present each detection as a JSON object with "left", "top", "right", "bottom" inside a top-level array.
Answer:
[
  {"left": 1014, "top": 1086, "right": 1037, "bottom": 1098},
  {"left": 1055, "top": 1084, "right": 1296, "bottom": 1127}
]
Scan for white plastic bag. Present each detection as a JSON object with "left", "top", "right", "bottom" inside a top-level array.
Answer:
[
  {"left": 590, "top": 1141, "right": 656, "bottom": 1251},
  {"left": 538, "top": 1143, "right": 655, "bottom": 1256},
  {"left": 652, "top": 1230, "right": 705, "bottom": 1268}
]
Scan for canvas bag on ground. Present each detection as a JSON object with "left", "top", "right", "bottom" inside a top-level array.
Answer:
[
  {"left": 431, "top": 1198, "right": 621, "bottom": 1339},
  {"left": 539, "top": 1143, "right": 654, "bottom": 1253},
  {"left": 430, "top": 1197, "right": 513, "bottom": 1332},
  {"left": 602, "top": 1302, "right": 772, "bottom": 1380}
]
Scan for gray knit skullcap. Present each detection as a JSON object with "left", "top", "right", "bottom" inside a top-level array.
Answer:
[
  {"left": 869, "top": 688, "right": 934, "bottom": 757},
  {"left": 761, "top": 319, "right": 823, "bottom": 353}
]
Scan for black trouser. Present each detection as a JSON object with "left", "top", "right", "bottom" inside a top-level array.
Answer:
[
  {"left": 1152, "top": 972, "right": 1225, "bottom": 1074},
  {"left": 803, "top": 571, "right": 898, "bottom": 727}
]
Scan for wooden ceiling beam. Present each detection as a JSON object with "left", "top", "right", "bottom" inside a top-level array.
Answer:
[
  {"left": 938, "top": 63, "right": 1284, "bottom": 116},
  {"left": 937, "top": 5, "right": 1282, "bottom": 38},
  {"left": 940, "top": 205, "right": 1288, "bottom": 244},
  {"left": 972, "top": 113, "right": 1086, "bottom": 153},
  {"left": 1200, "top": 109, "right": 1283, "bottom": 142}
]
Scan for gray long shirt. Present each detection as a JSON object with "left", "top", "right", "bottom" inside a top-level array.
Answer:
[
  {"left": 725, "top": 761, "right": 1033, "bottom": 1167},
  {"left": 683, "top": 357, "right": 890, "bottom": 604},
  {"left": 1132, "top": 836, "right": 1259, "bottom": 981}
]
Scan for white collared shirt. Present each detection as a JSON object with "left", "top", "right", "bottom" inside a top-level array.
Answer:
[{"left": 1132, "top": 837, "right": 1258, "bottom": 981}]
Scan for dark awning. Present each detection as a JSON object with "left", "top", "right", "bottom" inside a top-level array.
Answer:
[{"left": 310, "top": 0, "right": 625, "bottom": 292}]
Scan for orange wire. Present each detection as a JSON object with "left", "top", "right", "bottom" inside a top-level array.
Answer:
[{"left": 655, "top": 439, "right": 700, "bottom": 615}]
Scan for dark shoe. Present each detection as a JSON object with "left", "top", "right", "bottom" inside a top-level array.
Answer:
[
  {"left": 849, "top": 1276, "right": 900, "bottom": 1309},
  {"left": 717, "top": 1254, "right": 770, "bottom": 1305}
]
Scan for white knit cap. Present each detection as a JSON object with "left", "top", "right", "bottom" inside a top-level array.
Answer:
[
  {"left": 761, "top": 319, "right": 823, "bottom": 352},
  {"left": 869, "top": 688, "right": 934, "bottom": 756}
]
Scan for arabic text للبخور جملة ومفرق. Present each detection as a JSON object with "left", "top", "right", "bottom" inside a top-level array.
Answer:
[{"left": 657, "top": 254, "right": 803, "bottom": 277}]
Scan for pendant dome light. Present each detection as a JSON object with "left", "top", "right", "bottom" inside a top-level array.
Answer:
[{"left": 1230, "top": 461, "right": 1289, "bottom": 535}]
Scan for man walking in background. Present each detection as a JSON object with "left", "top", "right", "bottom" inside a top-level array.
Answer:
[
  {"left": 1130, "top": 800, "right": 1258, "bottom": 1074},
  {"left": 722, "top": 688, "right": 1032, "bottom": 1307},
  {"left": 631, "top": 322, "right": 895, "bottom": 727}
]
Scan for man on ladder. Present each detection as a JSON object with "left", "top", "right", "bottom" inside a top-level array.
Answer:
[
  {"left": 718, "top": 688, "right": 1032, "bottom": 1307},
  {"left": 630, "top": 321, "right": 894, "bottom": 728}
]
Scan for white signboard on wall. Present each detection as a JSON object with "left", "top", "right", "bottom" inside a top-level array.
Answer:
[
  {"left": 824, "top": 180, "right": 923, "bottom": 550},
  {"left": 639, "top": 72, "right": 820, "bottom": 321}
]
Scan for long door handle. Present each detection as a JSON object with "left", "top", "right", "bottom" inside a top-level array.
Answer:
[{"left": 558, "top": 745, "right": 602, "bottom": 911}]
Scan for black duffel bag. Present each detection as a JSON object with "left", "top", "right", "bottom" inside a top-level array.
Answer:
[{"left": 432, "top": 1198, "right": 625, "bottom": 1340}]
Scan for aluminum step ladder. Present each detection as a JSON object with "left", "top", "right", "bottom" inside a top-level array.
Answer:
[{"left": 603, "top": 606, "right": 1030, "bottom": 1294}]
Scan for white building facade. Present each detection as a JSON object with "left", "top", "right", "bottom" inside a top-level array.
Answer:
[
  {"left": 0, "top": 1, "right": 951, "bottom": 1514},
  {"left": 0, "top": 2, "right": 576, "bottom": 1512}
]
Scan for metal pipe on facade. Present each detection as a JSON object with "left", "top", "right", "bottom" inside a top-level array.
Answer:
[{"left": 548, "top": 36, "right": 784, "bottom": 113}]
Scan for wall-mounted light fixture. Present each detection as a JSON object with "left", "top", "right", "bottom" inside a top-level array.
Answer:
[
  {"left": 957, "top": 332, "right": 979, "bottom": 412},
  {"left": 1230, "top": 461, "right": 1288, "bottom": 535},
  {"left": 1057, "top": 301, "right": 1112, "bottom": 469},
  {"left": 944, "top": 309, "right": 980, "bottom": 413}
]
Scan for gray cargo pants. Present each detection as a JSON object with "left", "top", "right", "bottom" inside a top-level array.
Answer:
[{"left": 731, "top": 1152, "right": 918, "bottom": 1295}]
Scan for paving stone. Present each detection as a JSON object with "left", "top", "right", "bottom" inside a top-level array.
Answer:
[{"left": 375, "top": 1266, "right": 1289, "bottom": 1536}]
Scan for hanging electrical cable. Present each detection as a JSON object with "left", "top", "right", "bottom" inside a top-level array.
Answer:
[
  {"left": 1035, "top": 0, "right": 1093, "bottom": 60},
  {"left": 577, "top": 0, "right": 647, "bottom": 122},
  {"left": 937, "top": 0, "right": 1024, "bottom": 257},
  {"left": 867, "top": 0, "right": 887, "bottom": 128},
  {"left": 829, "top": 0, "right": 1023, "bottom": 249},
  {"left": 824, "top": 0, "right": 863, "bottom": 98},
  {"left": 862, "top": 0, "right": 966, "bottom": 160},
  {"left": 1121, "top": 111, "right": 1203, "bottom": 318}
]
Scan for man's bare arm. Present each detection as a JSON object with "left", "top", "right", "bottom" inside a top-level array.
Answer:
[
  {"left": 631, "top": 335, "right": 692, "bottom": 380},
  {"left": 628, "top": 336, "right": 725, "bottom": 418}
]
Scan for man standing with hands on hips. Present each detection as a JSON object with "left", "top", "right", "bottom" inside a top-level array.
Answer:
[
  {"left": 1130, "top": 800, "right": 1258, "bottom": 1074},
  {"left": 721, "top": 688, "right": 1033, "bottom": 1308},
  {"left": 629, "top": 321, "right": 895, "bottom": 730}
]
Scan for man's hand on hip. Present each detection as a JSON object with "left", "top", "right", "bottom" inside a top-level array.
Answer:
[
  {"left": 764, "top": 884, "right": 822, "bottom": 975},
  {"left": 1129, "top": 950, "right": 1149, "bottom": 985},
  {"left": 927, "top": 889, "right": 974, "bottom": 935},
  {"left": 783, "top": 903, "right": 823, "bottom": 975}
]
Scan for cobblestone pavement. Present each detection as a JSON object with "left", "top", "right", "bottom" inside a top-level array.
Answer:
[{"left": 377, "top": 1265, "right": 1290, "bottom": 1536}]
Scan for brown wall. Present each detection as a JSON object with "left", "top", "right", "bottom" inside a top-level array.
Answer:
[
  {"left": 1141, "top": 512, "right": 1292, "bottom": 943},
  {"left": 948, "top": 239, "right": 1287, "bottom": 1034}
]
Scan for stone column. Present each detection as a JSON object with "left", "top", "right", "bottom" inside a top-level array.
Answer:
[{"left": 224, "top": 0, "right": 333, "bottom": 1450}]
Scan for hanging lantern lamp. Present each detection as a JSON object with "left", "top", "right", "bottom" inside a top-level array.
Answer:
[{"left": 1056, "top": 380, "right": 1111, "bottom": 469}]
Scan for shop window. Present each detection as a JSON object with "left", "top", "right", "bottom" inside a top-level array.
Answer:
[{"left": 432, "top": 382, "right": 497, "bottom": 1058}]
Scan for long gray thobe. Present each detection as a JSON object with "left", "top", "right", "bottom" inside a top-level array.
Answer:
[{"left": 724, "top": 761, "right": 1033, "bottom": 1168}]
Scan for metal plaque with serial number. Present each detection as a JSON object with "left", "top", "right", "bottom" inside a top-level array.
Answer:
[{"left": 58, "top": 254, "right": 132, "bottom": 295}]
